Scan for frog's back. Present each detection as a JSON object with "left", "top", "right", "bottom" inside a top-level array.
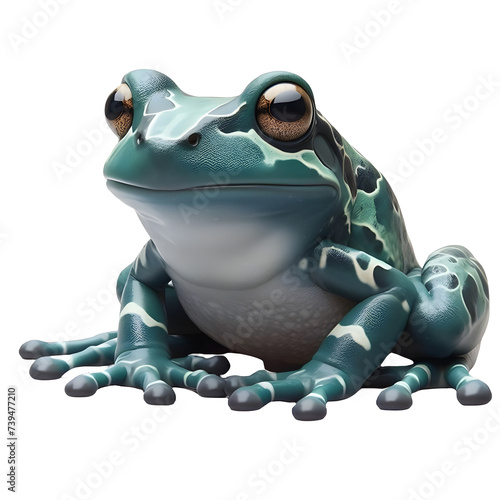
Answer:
[{"left": 342, "top": 139, "right": 419, "bottom": 273}]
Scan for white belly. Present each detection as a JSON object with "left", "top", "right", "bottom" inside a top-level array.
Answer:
[{"left": 169, "top": 267, "right": 354, "bottom": 371}]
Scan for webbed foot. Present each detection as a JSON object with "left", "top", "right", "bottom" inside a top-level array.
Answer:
[
  {"left": 226, "top": 360, "right": 352, "bottom": 421},
  {"left": 63, "top": 347, "right": 226, "bottom": 402},
  {"left": 20, "top": 334, "right": 229, "bottom": 403},
  {"left": 372, "top": 361, "right": 492, "bottom": 409}
]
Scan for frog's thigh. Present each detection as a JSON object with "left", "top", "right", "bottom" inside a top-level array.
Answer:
[{"left": 406, "top": 245, "right": 489, "bottom": 357}]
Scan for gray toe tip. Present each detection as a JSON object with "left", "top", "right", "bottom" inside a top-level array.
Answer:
[
  {"left": 65, "top": 375, "right": 98, "bottom": 397},
  {"left": 377, "top": 387, "right": 413, "bottom": 410},
  {"left": 457, "top": 379, "right": 492, "bottom": 406},
  {"left": 197, "top": 375, "right": 226, "bottom": 398},
  {"left": 20, "top": 340, "right": 48, "bottom": 359},
  {"left": 205, "top": 356, "right": 231, "bottom": 376},
  {"left": 292, "top": 398, "right": 327, "bottom": 421},
  {"left": 144, "top": 383, "right": 176, "bottom": 405},
  {"left": 30, "top": 357, "right": 68, "bottom": 380},
  {"left": 228, "top": 389, "right": 265, "bottom": 411}
]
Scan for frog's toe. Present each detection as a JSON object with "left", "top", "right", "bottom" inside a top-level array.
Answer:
[
  {"left": 20, "top": 332, "right": 117, "bottom": 360},
  {"left": 30, "top": 357, "right": 69, "bottom": 380},
  {"left": 131, "top": 365, "right": 177, "bottom": 404},
  {"left": 201, "top": 356, "right": 231, "bottom": 376},
  {"left": 229, "top": 379, "right": 305, "bottom": 411},
  {"left": 292, "top": 391, "right": 328, "bottom": 421},
  {"left": 30, "top": 340, "right": 117, "bottom": 380},
  {"left": 172, "top": 354, "right": 230, "bottom": 376},
  {"left": 165, "top": 364, "right": 226, "bottom": 398},
  {"left": 65, "top": 374, "right": 100, "bottom": 397},
  {"left": 446, "top": 363, "right": 492, "bottom": 406},
  {"left": 196, "top": 374, "right": 227, "bottom": 397},
  {"left": 373, "top": 363, "right": 431, "bottom": 410},
  {"left": 225, "top": 376, "right": 246, "bottom": 396},
  {"left": 65, "top": 365, "right": 127, "bottom": 397},
  {"left": 228, "top": 387, "right": 268, "bottom": 411},
  {"left": 20, "top": 340, "right": 51, "bottom": 359},
  {"left": 225, "top": 370, "right": 282, "bottom": 396},
  {"left": 228, "top": 362, "right": 352, "bottom": 416},
  {"left": 456, "top": 379, "right": 492, "bottom": 406},
  {"left": 143, "top": 381, "right": 176, "bottom": 405},
  {"left": 376, "top": 385, "right": 413, "bottom": 410}
]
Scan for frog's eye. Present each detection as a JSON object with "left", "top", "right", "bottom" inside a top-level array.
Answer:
[
  {"left": 105, "top": 83, "right": 133, "bottom": 139},
  {"left": 256, "top": 83, "right": 313, "bottom": 142}
]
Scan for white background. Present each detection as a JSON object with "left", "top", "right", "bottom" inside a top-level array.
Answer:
[{"left": 2, "top": 1, "right": 500, "bottom": 499}]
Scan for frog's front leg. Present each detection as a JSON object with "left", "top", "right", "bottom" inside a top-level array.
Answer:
[
  {"left": 227, "top": 242, "right": 417, "bottom": 420},
  {"left": 63, "top": 273, "right": 227, "bottom": 403},
  {"left": 20, "top": 242, "right": 228, "bottom": 404}
]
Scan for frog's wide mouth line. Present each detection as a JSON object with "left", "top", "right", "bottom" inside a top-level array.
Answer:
[{"left": 106, "top": 179, "right": 338, "bottom": 193}]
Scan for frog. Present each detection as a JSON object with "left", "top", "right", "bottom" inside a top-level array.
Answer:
[{"left": 20, "top": 70, "right": 491, "bottom": 420}]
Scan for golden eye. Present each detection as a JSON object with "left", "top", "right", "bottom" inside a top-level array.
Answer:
[
  {"left": 256, "top": 83, "right": 313, "bottom": 142},
  {"left": 105, "top": 83, "right": 133, "bottom": 139}
]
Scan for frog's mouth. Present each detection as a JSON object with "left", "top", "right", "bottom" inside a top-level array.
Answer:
[
  {"left": 107, "top": 179, "right": 339, "bottom": 288},
  {"left": 106, "top": 179, "right": 339, "bottom": 227}
]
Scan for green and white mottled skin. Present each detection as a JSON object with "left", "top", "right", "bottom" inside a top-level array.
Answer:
[{"left": 20, "top": 70, "right": 491, "bottom": 420}]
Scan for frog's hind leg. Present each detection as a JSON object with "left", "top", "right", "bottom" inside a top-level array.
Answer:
[
  {"left": 20, "top": 332, "right": 118, "bottom": 380},
  {"left": 372, "top": 245, "right": 492, "bottom": 410}
]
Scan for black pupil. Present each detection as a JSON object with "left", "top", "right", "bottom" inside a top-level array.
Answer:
[
  {"left": 270, "top": 89, "right": 306, "bottom": 122},
  {"left": 105, "top": 91, "right": 125, "bottom": 121}
]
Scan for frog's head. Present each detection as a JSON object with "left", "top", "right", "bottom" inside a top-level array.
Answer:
[{"left": 104, "top": 70, "right": 357, "bottom": 289}]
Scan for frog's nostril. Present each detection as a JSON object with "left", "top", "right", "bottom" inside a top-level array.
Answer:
[
  {"left": 188, "top": 133, "right": 200, "bottom": 147},
  {"left": 136, "top": 133, "right": 145, "bottom": 145}
]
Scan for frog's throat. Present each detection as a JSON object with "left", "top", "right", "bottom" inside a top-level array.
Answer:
[{"left": 106, "top": 180, "right": 341, "bottom": 289}]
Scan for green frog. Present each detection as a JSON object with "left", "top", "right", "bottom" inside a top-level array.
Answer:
[{"left": 20, "top": 70, "right": 491, "bottom": 420}]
